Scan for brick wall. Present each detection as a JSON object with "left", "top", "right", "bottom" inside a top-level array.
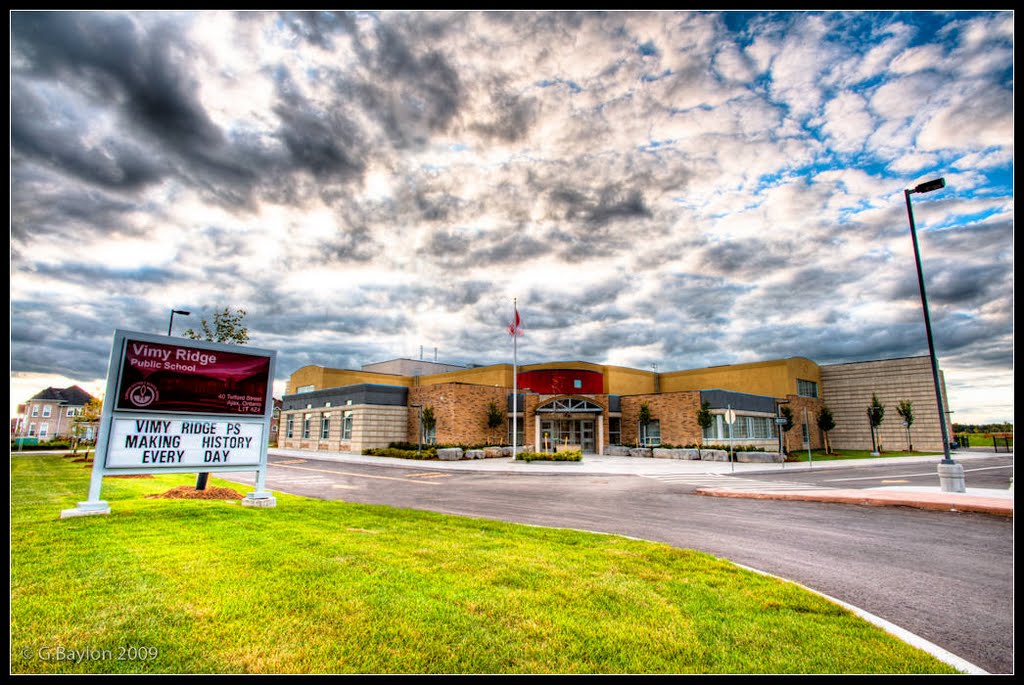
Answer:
[
  {"left": 408, "top": 383, "right": 508, "bottom": 446},
  {"left": 620, "top": 392, "right": 702, "bottom": 446},
  {"left": 780, "top": 395, "right": 825, "bottom": 452}
]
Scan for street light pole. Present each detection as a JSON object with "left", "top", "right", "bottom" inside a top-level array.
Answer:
[
  {"left": 904, "top": 177, "right": 963, "bottom": 492},
  {"left": 168, "top": 309, "right": 190, "bottom": 336}
]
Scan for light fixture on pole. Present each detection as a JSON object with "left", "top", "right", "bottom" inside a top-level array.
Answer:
[
  {"left": 904, "top": 177, "right": 963, "bottom": 492},
  {"left": 168, "top": 309, "right": 191, "bottom": 336}
]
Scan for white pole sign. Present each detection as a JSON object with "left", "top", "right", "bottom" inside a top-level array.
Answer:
[
  {"left": 61, "top": 329, "right": 278, "bottom": 518},
  {"left": 106, "top": 418, "right": 265, "bottom": 468}
]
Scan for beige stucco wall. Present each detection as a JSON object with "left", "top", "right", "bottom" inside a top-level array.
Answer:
[{"left": 820, "top": 356, "right": 951, "bottom": 452}]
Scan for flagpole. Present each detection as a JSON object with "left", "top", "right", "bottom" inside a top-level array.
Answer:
[{"left": 512, "top": 297, "right": 518, "bottom": 460}]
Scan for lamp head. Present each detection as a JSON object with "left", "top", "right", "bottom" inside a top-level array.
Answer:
[
  {"left": 172, "top": 309, "right": 191, "bottom": 316},
  {"left": 910, "top": 178, "right": 945, "bottom": 194}
]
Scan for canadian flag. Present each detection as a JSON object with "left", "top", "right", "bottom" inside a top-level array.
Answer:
[{"left": 507, "top": 306, "right": 523, "bottom": 337}]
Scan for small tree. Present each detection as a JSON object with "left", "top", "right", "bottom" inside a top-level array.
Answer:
[
  {"left": 817, "top": 405, "right": 836, "bottom": 455},
  {"left": 421, "top": 406, "right": 436, "bottom": 445},
  {"left": 486, "top": 401, "right": 505, "bottom": 445},
  {"left": 867, "top": 393, "right": 885, "bottom": 454},
  {"left": 183, "top": 306, "right": 248, "bottom": 489},
  {"left": 779, "top": 405, "right": 795, "bottom": 454},
  {"left": 896, "top": 400, "right": 914, "bottom": 452},
  {"left": 696, "top": 400, "right": 714, "bottom": 458},
  {"left": 183, "top": 307, "right": 249, "bottom": 345},
  {"left": 72, "top": 397, "right": 103, "bottom": 458},
  {"left": 638, "top": 402, "right": 652, "bottom": 446}
]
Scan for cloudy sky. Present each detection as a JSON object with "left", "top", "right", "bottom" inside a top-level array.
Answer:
[{"left": 10, "top": 10, "right": 1014, "bottom": 424}]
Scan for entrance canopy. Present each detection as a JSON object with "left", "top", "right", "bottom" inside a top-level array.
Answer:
[{"left": 536, "top": 398, "right": 603, "bottom": 413}]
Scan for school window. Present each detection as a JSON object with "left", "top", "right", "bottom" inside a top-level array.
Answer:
[
  {"left": 797, "top": 379, "right": 818, "bottom": 398},
  {"left": 31, "top": 405, "right": 39, "bottom": 417},
  {"left": 703, "top": 415, "right": 774, "bottom": 441},
  {"left": 321, "top": 414, "right": 331, "bottom": 439},
  {"left": 341, "top": 411, "right": 353, "bottom": 440},
  {"left": 28, "top": 423, "right": 36, "bottom": 436},
  {"left": 39, "top": 424, "right": 49, "bottom": 438},
  {"left": 42, "top": 405, "right": 52, "bottom": 417},
  {"left": 506, "top": 418, "right": 523, "bottom": 447},
  {"left": 608, "top": 417, "right": 621, "bottom": 445},
  {"left": 640, "top": 420, "right": 661, "bottom": 447},
  {"left": 802, "top": 423, "right": 810, "bottom": 444},
  {"left": 302, "top": 415, "right": 311, "bottom": 439},
  {"left": 286, "top": 416, "right": 294, "bottom": 439},
  {"left": 66, "top": 407, "right": 78, "bottom": 417},
  {"left": 296, "top": 385, "right": 314, "bottom": 393}
]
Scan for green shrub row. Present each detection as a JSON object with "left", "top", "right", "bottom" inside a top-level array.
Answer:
[
  {"left": 363, "top": 446, "right": 438, "bottom": 460},
  {"left": 700, "top": 444, "right": 769, "bottom": 452},
  {"left": 9, "top": 438, "right": 80, "bottom": 450},
  {"left": 515, "top": 450, "right": 583, "bottom": 462}
]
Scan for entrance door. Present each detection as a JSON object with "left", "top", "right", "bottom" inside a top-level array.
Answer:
[
  {"left": 540, "top": 418, "right": 596, "bottom": 453},
  {"left": 580, "top": 420, "right": 595, "bottom": 453}
]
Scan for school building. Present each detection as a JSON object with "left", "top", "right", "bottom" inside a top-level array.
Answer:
[{"left": 278, "top": 355, "right": 952, "bottom": 455}]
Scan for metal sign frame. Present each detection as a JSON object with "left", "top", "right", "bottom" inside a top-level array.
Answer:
[{"left": 61, "top": 329, "right": 277, "bottom": 518}]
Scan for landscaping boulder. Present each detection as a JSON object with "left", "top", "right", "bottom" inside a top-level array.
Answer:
[
  {"left": 699, "top": 449, "right": 730, "bottom": 461},
  {"left": 604, "top": 446, "right": 632, "bottom": 456},
  {"left": 735, "top": 451, "right": 785, "bottom": 463},
  {"left": 678, "top": 449, "right": 703, "bottom": 460},
  {"left": 437, "top": 447, "right": 463, "bottom": 461},
  {"left": 629, "top": 447, "right": 653, "bottom": 458},
  {"left": 464, "top": 449, "right": 486, "bottom": 460},
  {"left": 483, "top": 447, "right": 510, "bottom": 459}
]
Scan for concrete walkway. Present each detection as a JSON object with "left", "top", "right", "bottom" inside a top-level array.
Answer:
[{"left": 269, "top": 447, "right": 1013, "bottom": 517}]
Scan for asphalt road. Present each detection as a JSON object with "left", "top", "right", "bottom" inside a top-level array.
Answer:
[{"left": 226, "top": 455, "right": 1014, "bottom": 674}]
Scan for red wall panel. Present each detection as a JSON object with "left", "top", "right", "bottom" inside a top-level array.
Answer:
[{"left": 517, "top": 369, "right": 604, "bottom": 394}]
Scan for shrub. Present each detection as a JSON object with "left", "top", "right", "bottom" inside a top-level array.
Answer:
[
  {"left": 364, "top": 446, "right": 438, "bottom": 460},
  {"left": 515, "top": 450, "right": 582, "bottom": 462}
]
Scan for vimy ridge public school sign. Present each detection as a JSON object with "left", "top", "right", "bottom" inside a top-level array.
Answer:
[{"left": 61, "top": 330, "right": 278, "bottom": 518}]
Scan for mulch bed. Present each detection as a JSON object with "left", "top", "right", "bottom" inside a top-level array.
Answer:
[{"left": 146, "top": 486, "right": 245, "bottom": 500}]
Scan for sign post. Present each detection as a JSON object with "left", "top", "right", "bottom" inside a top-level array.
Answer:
[
  {"left": 724, "top": 406, "right": 735, "bottom": 472},
  {"left": 61, "top": 329, "right": 277, "bottom": 518}
]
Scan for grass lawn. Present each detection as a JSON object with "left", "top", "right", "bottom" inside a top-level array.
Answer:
[
  {"left": 11, "top": 454, "right": 960, "bottom": 674},
  {"left": 785, "top": 449, "right": 943, "bottom": 462}
]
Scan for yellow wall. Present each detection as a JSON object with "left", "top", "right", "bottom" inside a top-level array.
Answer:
[
  {"left": 601, "top": 365, "right": 657, "bottom": 394},
  {"left": 286, "top": 357, "right": 820, "bottom": 399},
  {"left": 417, "top": 365, "right": 512, "bottom": 388},
  {"left": 660, "top": 357, "right": 821, "bottom": 398},
  {"left": 285, "top": 365, "right": 411, "bottom": 395}
]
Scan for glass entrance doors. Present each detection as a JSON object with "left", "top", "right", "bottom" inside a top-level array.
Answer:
[{"left": 540, "top": 418, "right": 596, "bottom": 453}]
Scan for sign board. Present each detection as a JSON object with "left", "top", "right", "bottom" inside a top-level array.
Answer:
[
  {"left": 724, "top": 408, "right": 736, "bottom": 425},
  {"left": 775, "top": 417, "right": 788, "bottom": 425},
  {"left": 106, "top": 417, "right": 264, "bottom": 469},
  {"left": 115, "top": 338, "right": 270, "bottom": 415},
  {"left": 61, "top": 329, "right": 277, "bottom": 518}
]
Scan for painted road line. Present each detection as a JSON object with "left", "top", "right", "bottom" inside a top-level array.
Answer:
[
  {"left": 270, "top": 462, "right": 443, "bottom": 485},
  {"left": 405, "top": 472, "right": 452, "bottom": 479}
]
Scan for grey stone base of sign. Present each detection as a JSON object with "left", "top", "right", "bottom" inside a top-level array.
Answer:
[
  {"left": 937, "top": 462, "right": 967, "bottom": 493},
  {"left": 60, "top": 501, "right": 111, "bottom": 519},
  {"left": 242, "top": 492, "right": 277, "bottom": 508}
]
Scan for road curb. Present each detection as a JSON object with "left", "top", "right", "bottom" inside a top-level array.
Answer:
[{"left": 696, "top": 488, "right": 1013, "bottom": 517}]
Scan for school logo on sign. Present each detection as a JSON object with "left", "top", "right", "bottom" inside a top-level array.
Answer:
[{"left": 125, "top": 381, "right": 159, "bottom": 407}]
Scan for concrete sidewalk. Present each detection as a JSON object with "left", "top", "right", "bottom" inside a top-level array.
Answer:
[
  {"left": 269, "top": 447, "right": 1013, "bottom": 517},
  {"left": 695, "top": 483, "right": 1014, "bottom": 517}
]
